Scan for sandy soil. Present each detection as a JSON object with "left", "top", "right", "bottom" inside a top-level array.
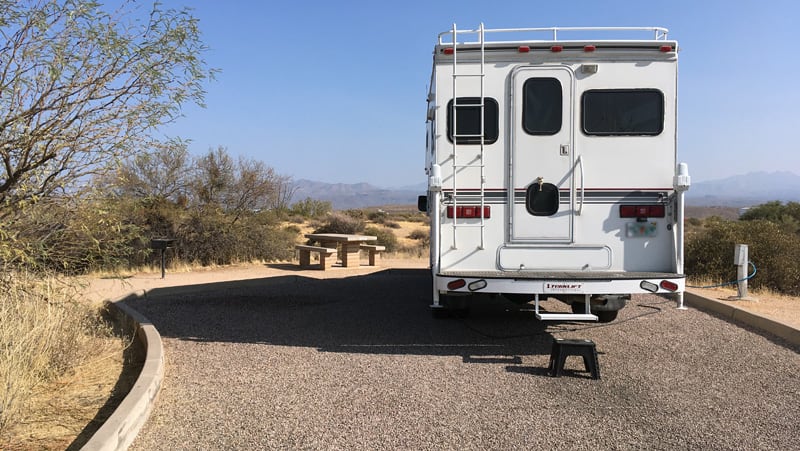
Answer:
[{"left": 687, "top": 285, "right": 800, "bottom": 329}]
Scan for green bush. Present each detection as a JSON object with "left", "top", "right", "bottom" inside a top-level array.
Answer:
[
  {"left": 364, "top": 226, "right": 399, "bottom": 252},
  {"left": 686, "top": 217, "right": 800, "bottom": 295},
  {"left": 740, "top": 201, "right": 800, "bottom": 233}
]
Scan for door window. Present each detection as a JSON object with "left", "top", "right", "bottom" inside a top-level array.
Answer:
[{"left": 522, "top": 78, "right": 562, "bottom": 135}]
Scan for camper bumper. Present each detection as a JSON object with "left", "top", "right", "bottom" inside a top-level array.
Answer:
[{"left": 435, "top": 274, "right": 686, "bottom": 297}]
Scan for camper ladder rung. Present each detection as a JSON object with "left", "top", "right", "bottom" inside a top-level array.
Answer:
[
  {"left": 452, "top": 73, "right": 485, "bottom": 78},
  {"left": 452, "top": 102, "right": 486, "bottom": 107}
]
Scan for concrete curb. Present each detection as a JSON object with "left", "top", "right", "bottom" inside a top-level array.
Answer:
[
  {"left": 685, "top": 291, "right": 800, "bottom": 347},
  {"left": 82, "top": 290, "right": 164, "bottom": 451}
]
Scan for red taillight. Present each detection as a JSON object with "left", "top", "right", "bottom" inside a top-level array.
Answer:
[
  {"left": 660, "top": 45, "right": 673, "bottom": 53},
  {"left": 443, "top": 47, "right": 454, "bottom": 55},
  {"left": 447, "top": 279, "right": 466, "bottom": 290},
  {"left": 447, "top": 205, "right": 491, "bottom": 218},
  {"left": 648, "top": 205, "right": 665, "bottom": 217},
  {"left": 620, "top": 204, "right": 666, "bottom": 218},
  {"left": 550, "top": 45, "right": 563, "bottom": 53},
  {"left": 518, "top": 45, "right": 530, "bottom": 53},
  {"left": 660, "top": 280, "right": 679, "bottom": 291},
  {"left": 584, "top": 45, "right": 596, "bottom": 52}
]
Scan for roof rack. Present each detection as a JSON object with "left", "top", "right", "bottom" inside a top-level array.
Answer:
[{"left": 437, "top": 26, "right": 669, "bottom": 46}]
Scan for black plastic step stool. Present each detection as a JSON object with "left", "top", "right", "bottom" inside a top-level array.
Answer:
[{"left": 548, "top": 338, "right": 600, "bottom": 379}]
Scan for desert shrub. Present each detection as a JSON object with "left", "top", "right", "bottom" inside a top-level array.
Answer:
[
  {"left": 364, "top": 226, "right": 398, "bottom": 252},
  {"left": 367, "top": 210, "right": 388, "bottom": 223},
  {"left": 408, "top": 228, "right": 429, "bottom": 241},
  {"left": 290, "top": 197, "right": 332, "bottom": 219},
  {"left": 176, "top": 210, "right": 295, "bottom": 266},
  {"left": 5, "top": 197, "right": 146, "bottom": 274},
  {"left": 313, "top": 212, "right": 365, "bottom": 235},
  {"left": 686, "top": 218, "right": 800, "bottom": 295},
  {"left": 740, "top": 201, "right": 800, "bottom": 233},
  {"left": 342, "top": 209, "right": 366, "bottom": 220}
]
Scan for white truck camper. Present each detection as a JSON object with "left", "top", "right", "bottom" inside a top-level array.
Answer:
[{"left": 421, "top": 25, "right": 691, "bottom": 322}]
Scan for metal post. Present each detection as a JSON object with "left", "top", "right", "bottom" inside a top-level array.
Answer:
[
  {"left": 734, "top": 244, "right": 748, "bottom": 299},
  {"left": 161, "top": 248, "right": 166, "bottom": 279}
]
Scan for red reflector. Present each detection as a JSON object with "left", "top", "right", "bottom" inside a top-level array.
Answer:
[
  {"left": 447, "top": 279, "right": 466, "bottom": 290},
  {"left": 518, "top": 45, "right": 530, "bottom": 53},
  {"left": 660, "top": 280, "right": 679, "bottom": 291},
  {"left": 443, "top": 47, "right": 454, "bottom": 55},
  {"left": 584, "top": 45, "right": 596, "bottom": 52},
  {"left": 550, "top": 45, "right": 563, "bottom": 53},
  {"left": 446, "top": 206, "right": 490, "bottom": 218},
  {"left": 660, "top": 45, "right": 673, "bottom": 52},
  {"left": 620, "top": 204, "right": 666, "bottom": 218}
]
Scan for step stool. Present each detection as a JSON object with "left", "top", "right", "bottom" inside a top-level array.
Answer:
[{"left": 548, "top": 338, "right": 600, "bottom": 380}]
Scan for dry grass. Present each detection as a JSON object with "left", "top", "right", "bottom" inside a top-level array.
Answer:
[{"left": 0, "top": 273, "right": 128, "bottom": 449}]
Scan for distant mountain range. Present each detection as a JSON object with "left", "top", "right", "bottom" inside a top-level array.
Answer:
[
  {"left": 292, "top": 171, "right": 800, "bottom": 210},
  {"left": 686, "top": 171, "right": 800, "bottom": 207},
  {"left": 291, "top": 179, "right": 424, "bottom": 210}
]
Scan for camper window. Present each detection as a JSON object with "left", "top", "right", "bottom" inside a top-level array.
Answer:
[
  {"left": 522, "top": 78, "right": 562, "bottom": 135},
  {"left": 582, "top": 89, "right": 663, "bottom": 136},
  {"left": 446, "top": 97, "right": 499, "bottom": 144}
]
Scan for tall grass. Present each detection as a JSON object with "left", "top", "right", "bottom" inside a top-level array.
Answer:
[{"left": 0, "top": 272, "right": 116, "bottom": 434}]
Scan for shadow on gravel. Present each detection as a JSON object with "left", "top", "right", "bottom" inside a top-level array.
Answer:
[{"left": 123, "top": 268, "right": 562, "bottom": 360}]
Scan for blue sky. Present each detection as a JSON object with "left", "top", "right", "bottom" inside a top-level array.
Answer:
[{"left": 158, "top": 0, "right": 800, "bottom": 187}]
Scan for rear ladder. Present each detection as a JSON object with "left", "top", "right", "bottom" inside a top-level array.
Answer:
[{"left": 448, "top": 23, "right": 487, "bottom": 250}]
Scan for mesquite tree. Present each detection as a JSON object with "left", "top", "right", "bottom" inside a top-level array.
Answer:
[{"left": 0, "top": 0, "right": 213, "bottom": 213}]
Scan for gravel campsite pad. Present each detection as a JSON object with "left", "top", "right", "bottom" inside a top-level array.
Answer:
[{"left": 125, "top": 267, "right": 799, "bottom": 450}]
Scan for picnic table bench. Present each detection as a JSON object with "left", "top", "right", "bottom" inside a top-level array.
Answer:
[
  {"left": 360, "top": 244, "right": 386, "bottom": 266},
  {"left": 296, "top": 244, "right": 337, "bottom": 270}
]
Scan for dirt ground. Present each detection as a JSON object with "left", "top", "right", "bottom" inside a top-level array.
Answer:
[
  {"left": 687, "top": 284, "right": 800, "bottom": 330},
  {"left": 6, "top": 257, "right": 797, "bottom": 449}
]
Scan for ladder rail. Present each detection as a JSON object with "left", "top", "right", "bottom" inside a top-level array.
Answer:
[{"left": 449, "top": 22, "right": 487, "bottom": 251}]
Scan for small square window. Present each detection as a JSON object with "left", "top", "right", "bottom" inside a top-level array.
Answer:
[{"left": 447, "top": 97, "right": 499, "bottom": 144}]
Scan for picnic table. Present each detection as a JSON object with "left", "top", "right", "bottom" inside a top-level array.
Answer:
[{"left": 305, "top": 233, "right": 378, "bottom": 268}]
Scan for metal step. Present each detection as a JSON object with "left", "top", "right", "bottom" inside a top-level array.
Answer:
[{"left": 535, "top": 313, "right": 598, "bottom": 321}]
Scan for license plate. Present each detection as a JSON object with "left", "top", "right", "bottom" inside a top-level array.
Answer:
[
  {"left": 544, "top": 282, "right": 585, "bottom": 293},
  {"left": 626, "top": 222, "right": 658, "bottom": 238}
]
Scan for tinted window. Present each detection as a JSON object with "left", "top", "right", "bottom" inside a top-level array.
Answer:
[
  {"left": 523, "top": 78, "right": 562, "bottom": 135},
  {"left": 447, "top": 97, "right": 499, "bottom": 144},
  {"left": 582, "top": 89, "right": 664, "bottom": 136}
]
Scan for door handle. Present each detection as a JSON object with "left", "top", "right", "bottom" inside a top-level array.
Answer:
[{"left": 576, "top": 155, "right": 585, "bottom": 216}]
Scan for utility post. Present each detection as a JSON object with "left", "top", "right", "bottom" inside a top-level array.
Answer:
[{"left": 734, "top": 244, "right": 748, "bottom": 299}]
